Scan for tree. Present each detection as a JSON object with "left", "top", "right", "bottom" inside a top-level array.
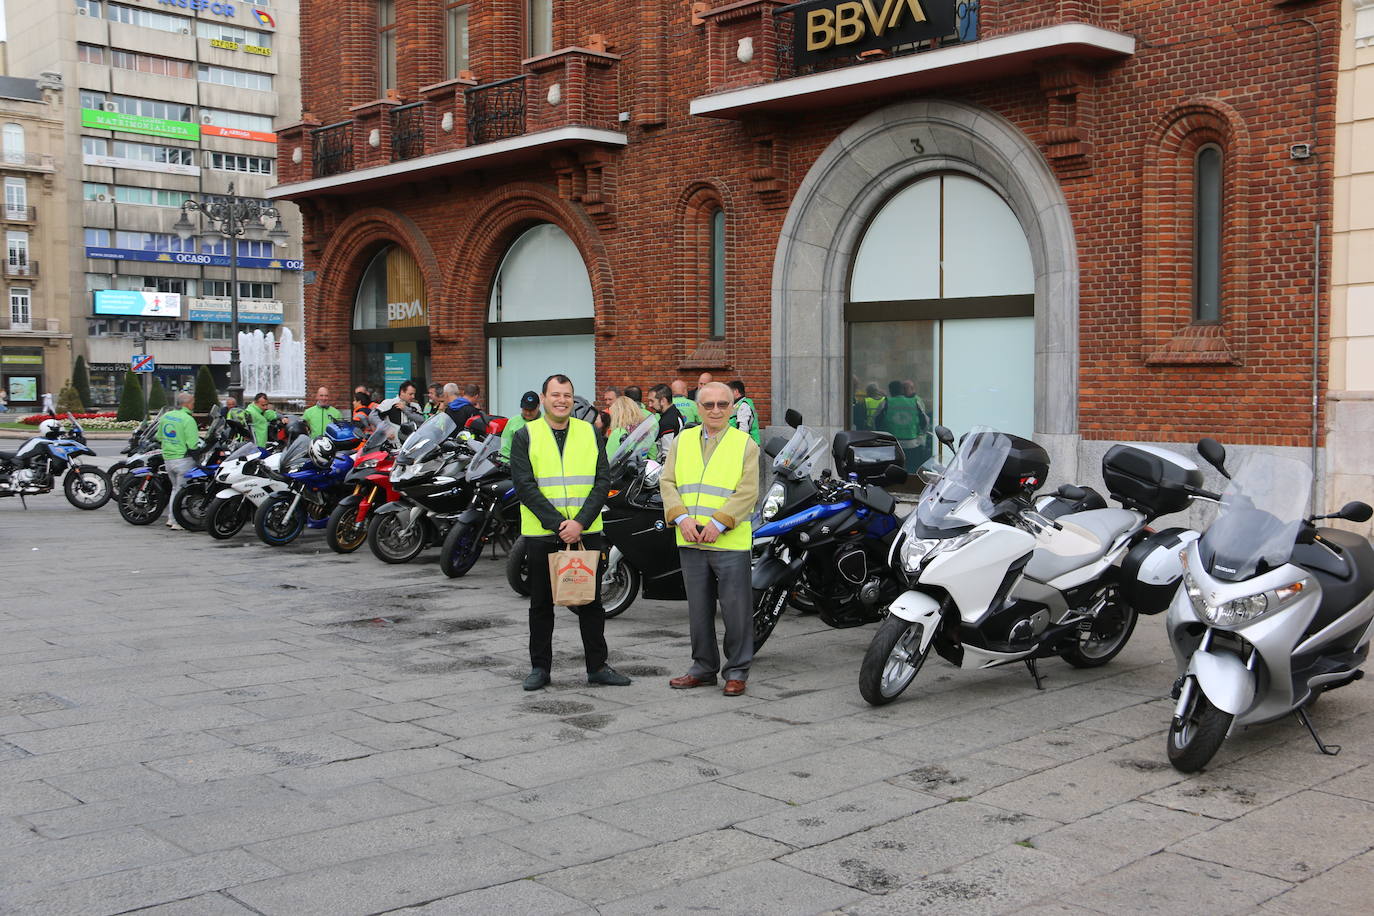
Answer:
[
  {"left": 56, "top": 380, "right": 85, "bottom": 414},
  {"left": 72, "top": 356, "right": 92, "bottom": 409},
  {"left": 147, "top": 379, "right": 168, "bottom": 413},
  {"left": 193, "top": 365, "right": 218, "bottom": 414},
  {"left": 116, "top": 371, "right": 144, "bottom": 422}
]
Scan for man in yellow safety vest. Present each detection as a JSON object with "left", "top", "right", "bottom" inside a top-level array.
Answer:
[
  {"left": 508, "top": 373, "right": 632, "bottom": 692},
  {"left": 660, "top": 381, "right": 761, "bottom": 696}
]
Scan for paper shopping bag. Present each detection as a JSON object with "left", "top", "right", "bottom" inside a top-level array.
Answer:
[{"left": 549, "top": 542, "right": 599, "bottom": 607}]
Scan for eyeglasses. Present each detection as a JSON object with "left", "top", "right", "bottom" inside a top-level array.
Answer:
[{"left": 700, "top": 401, "right": 731, "bottom": 410}]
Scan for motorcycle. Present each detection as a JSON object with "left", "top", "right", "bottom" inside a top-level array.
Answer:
[
  {"left": 108, "top": 412, "right": 162, "bottom": 492},
  {"left": 858, "top": 426, "right": 1206, "bottom": 706},
  {"left": 325, "top": 421, "right": 401, "bottom": 553},
  {"left": 169, "top": 411, "right": 251, "bottom": 531},
  {"left": 254, "top": 422, "right": 362, "bottom": 546},
  {"left": 751, "top": 418, "right": 909, "bottom": 652},
  {"left": 1164, "top": 439, "right": 1374, "bottom": 771},
  {"left": 115, "top": 445, "right": 168, "bottom": 526},
  {"left": 367, "top": 413, "right": 475, "bottom": 564},
  {"left": 204, "top": 445, "right": 286, "bottom": 539},
  {"left": 438, "top": 431, "right": 521, "bottom": 579},
  {"left": 0, "top": 414, "right": 111, "bottom": 510}
]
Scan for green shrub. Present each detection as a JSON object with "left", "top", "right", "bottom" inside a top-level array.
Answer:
[
  {"left": 193, "top": 365, "right": 218, "bottom": 414},
  {"left": 147, "top": 380, "right": 168, "bottom": 412},
  {"left": 72, "top": 356, "right": 92, "bottom": 408},
  {"left": 56, "top": 381, "right": 85, "bottom": 414},
  {"left": 116, "top": 371, "right": 145, "bottom": 422}
]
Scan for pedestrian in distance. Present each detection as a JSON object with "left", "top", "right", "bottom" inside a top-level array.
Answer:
[
  {"left": 605, "top": 395, "right": 654, "bottom": 458},
  {"left": 351, "top": 389, "right": 373, "bottom": 424},
  {"left": 670, "top": 378, "right": 700, "bottom": 425},
  {"left": 500, "top": 390, "right": 542, "bottom": 458},
  {"left": 661, "top": 381, "right": 761, "bottom": 696},
  {"left": 245, "top": 392, "right": 277, "bottom": 447},
  {"left": 303, "top": 387, "right": 341, "bottom": 438},
  {"left": 646, "top": 383, "right": 685, "bottom": 441},
  {"left": 690, "top": 371, "right": 714, "bottom": 402},
  {"left": 376, "top": 379, "right": 425, "bottom": 433},
  {"left": 624, "top": 385, "right": 643, "bottom": 407},
  {"left": 425, "top": 383, "right": 445, "bottom": 417},
  {"left": 727, "top": 379, "right": 760, "bottom": 444},
  {"left": 443, "top": 382, "right": 483, "bottom": 432},
  {"left": 508, "top": 373, "right": 632, "bottom": 691},
  {"left": 158, "top": 391, "right": 200, "bottom": 530}
]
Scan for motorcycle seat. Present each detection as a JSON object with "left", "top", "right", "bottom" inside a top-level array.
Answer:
[
  {"left": 1026, "top": 508, "right": 1140, "bottom": 583},
  {"left": 0, "top": 450, "right": 19, "bottom": 461},
  {"left": 1299, "top": 529, "right": 1374, "bottom": 637}
]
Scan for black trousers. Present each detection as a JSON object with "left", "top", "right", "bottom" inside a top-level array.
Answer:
[{"left": 526, "top": 533, "right": 608, "bottom": 673}]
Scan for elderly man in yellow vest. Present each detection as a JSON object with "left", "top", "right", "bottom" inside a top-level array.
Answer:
[
  {"left": 508, "top": 373, "right": 632, "bottom": 692},
  {"left": 660, "top": 381, "right": 761, "bottom": 696}
]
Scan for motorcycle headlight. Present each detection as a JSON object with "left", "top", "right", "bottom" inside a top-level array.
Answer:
[
  {"left": 762, "top": 483, "right": 785, "bottom": 521},
  {"left": 1185, "top": 569, "right": 1307, "bottom": 628},
  {"left": 901, "top": 530, "right": 986, "bottom": 574},
  {"left": 355, "top": 458, "right": 379, "bottom": 471}
]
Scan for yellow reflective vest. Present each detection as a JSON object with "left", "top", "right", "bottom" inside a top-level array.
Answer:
[
  {"left": 673, "top": 425, "right": 752, "bottom": 551},
  {"left": 520, "top": 417, "right": 604, "bottom": 536}
]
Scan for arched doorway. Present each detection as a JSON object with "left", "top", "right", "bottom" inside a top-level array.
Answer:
[
  {"left": 847, "top": 173, "right": 1035, "bottom": 464},
  {"left": 351, "top": 245, "right": 431, "bottom": 397},
  {"left": 486, "top": 223, "right": 594, "bottom": 416}
]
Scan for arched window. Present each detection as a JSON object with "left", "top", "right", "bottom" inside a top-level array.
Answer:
[
  {"left": 377, "top": 0, "right": 397, "bottom": 94},
  {"left": 351, "top": 244, "right": 431, "bottom": 396},
  {"left": 709, "top": 208, "right": 726, "bottom": 338},
  {"left": 1193, "top": 144, "right": 1222, "bottom": 323},
  {"left": 2, "top": 123, "right": 24, "bottom": 163}
]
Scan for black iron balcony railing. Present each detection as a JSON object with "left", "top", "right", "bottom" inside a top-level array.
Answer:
[
  {"left": 312, "top": 120, "right": 355, "bottom": 178},
  {"left": 391, "top": 102, "right": 426, "bottom": 161},
  {"left": 774, "top": 0, "right": 980, "bottom": 80},
  {"left": 465, "top": 76, "right": 527, "bottom": 147}
]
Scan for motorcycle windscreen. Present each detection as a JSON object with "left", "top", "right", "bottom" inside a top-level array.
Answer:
[
  {"left": 278, "top": 435, "right": 312, "bottom": 472},
  {"left": 224, "top": 442, "right": 259, "bottom": 461},
  {"left": 363, "top": 421, "right": 398, "bottom": 453},
  {"left": 773, "top": 425, "right": 825, "bottom": 477},
  {"left": 398, "top": 413, "right": 456, "bottom": 465},
  {"left": 906, "top": 426, "right": 1010, "bottom": 533},
  {"left": 610, "top": 415, "right": 658, "bottom": 469},
  {"left": 465, "top": 434, "right": 502, "bottom": 481},
  {"left": 1198, "top": 452, "right": 1310, "bottom": 581}
]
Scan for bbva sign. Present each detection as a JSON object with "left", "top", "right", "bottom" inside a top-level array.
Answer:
[{"left": 794, "top": 0, "right": 957, "bottom": 64}]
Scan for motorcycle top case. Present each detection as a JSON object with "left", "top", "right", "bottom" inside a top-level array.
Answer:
[
  {"left": 1101, "top": 444, "right": 1202, "bottom": 517},
  {"left": 1120, "top": 526, "right": 1200, "bottom": 614},
  {"left": 981, "top": 433, "right": 1051, "bottom": 499},
  {"left": 831, "top": 430, "right": 905, "bottom": 482}
]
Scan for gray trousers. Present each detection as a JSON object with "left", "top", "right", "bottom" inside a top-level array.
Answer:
[
  {"left": 679, "top": 547, "right": 754, "bottom": 681},
  {"left": 164, "top": 457, "right": 196, "bottom": 519}
]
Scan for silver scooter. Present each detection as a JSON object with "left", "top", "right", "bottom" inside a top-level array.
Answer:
[{"left": 1165, "top": 438, "right": 1374, "bottom": 771}]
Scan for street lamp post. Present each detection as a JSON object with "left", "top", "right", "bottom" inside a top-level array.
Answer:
[{"left": 174, "top": 182, "right": 289, "bottom": 407}]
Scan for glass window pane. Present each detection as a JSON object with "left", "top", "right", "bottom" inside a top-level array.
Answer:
[
  {"left": 447, "top": 5, "right": 470, "bottom": 77},
  {"left": 528, "top": 0, "right": 552, "bottom": 57},
  {"left": 848, "top": 320, "right": 937, "bottom": 472},
  {"left": 488, "top": 334, "right": 594, "bottom": 420},
  {"left": 941, "top": 176, "right": 1033, "bottom": 298},
  {"left": 849, "top": 178, "right": 940, "bottom": 302},
  {"left": 488, "top": 224, "right": 593, "bottom": 323},
  {"left": 938, "top": 317, "right": 1035, "bottom": 440},
  {"left": 1194, "top": 145, "right": 1222, "bottom": 322},
  {"left": 710, "top": 209, "right": 726, "bottom": 338}
]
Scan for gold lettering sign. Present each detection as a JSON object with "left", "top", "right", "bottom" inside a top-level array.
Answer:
[
  {"left": 210, "top": 38, "right": 240, "bottom": 51},
  {"left": 385, "top": 246, "right": 428, "bottom": 329},
  {"left": 245, "top": 45, "right": 272, "bottom": 57},
  {"left": 805, "top": 0, "right": 929, "bottom": 52}
]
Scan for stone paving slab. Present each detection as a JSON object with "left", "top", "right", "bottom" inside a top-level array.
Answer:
[{"left": 3, "top": 494, "right": 1374, "bottom": 914}]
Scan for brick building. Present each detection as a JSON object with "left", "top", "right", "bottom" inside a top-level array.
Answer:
[{"left": 272, "top": 0, "right": 1339, "bottom": 492}]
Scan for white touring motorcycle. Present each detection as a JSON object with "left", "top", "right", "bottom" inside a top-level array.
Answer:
[
  {"left": 1164, "top": 440, "right": 1374, "bottom": 771},
  {"left": 860, "top": 426, "right": 1207, "bottom": 706},
  {"left": 203, "top": 444, "right": 290, "bottom": 540}
]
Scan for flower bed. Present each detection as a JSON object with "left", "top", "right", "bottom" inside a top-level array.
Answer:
[{"left": 18, "top": 411, "right": 118, "bottom": 425}]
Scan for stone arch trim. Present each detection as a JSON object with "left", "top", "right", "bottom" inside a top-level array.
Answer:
[
  {"left": 771, "top": 98, "right": 1080, "bottom": 437},
  {"left": 672, "top": 180, "right": 737, "bottom": 351}
]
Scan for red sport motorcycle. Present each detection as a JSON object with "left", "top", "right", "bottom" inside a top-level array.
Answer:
[{"left": 325, "top": 423, "right": 402, "bottom": 553}]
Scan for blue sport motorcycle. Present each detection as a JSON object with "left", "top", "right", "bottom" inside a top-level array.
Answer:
[
  {"left": 0, "top": 414, "right": 110, "bottom": 509},
  {"left": 750, "top": 412, "right": 909, "bottom": 652},
  {"left": 254, "top": 422, "right": 362, "bottom": 546}
]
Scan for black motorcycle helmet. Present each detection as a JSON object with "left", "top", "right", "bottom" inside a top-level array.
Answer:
[{"left": 285, "top": 418, "right": 309, "bottom": 440}]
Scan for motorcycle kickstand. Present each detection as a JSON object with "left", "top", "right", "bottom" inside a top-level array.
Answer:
[
  {"left": 1293, "top": 706, "right": 1341, "bottom": 756},
  {"left": 18, "top": 492, "right": 26, "bottom": 509},
  {"left": 1024, "top": 657, "right": 1045, "bottom": 690}
]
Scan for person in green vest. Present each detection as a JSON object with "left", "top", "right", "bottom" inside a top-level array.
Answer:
[
  {"left": 245, "top": 392, "right": 278, "bottom": 447},
  {"left": 881, "top": 379, "right": 931, "bottom": 471},
  {"left": 223, "top": 396, "right": 248, "bottom": 430},
  {"left": 508, "top": 373, "right": 632, "bottom": 692},
  {"left": 726, "top": 379, "right": 760, "bottom": 444},
  {"left": 858, "top": 382, "right": 886, "bottom": 431},
  {"left": 500, "top": 390, "right": 542, "bottom": 458},
  {"left": 670, "top": 378, "right": 699, "bottom": 425},
  {"left": 158, "top": 391, "right": 200, "bottom": 530},
  {"left": 660, "top": 381, "right": 761, "bottom": 697},
  {"left": 303, "top": 386, "right": 342, "bottom": 438}
]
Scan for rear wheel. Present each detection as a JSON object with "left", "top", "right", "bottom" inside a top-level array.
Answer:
[
  {"left": 326, "top": 502, "right": 370, "bottom": 553},
  {"left": 116, "top": 475, "right": 168, "bottom": 526},
  {"left": 64, "top": 467, "right": 111, "bottom": 510},
  {"left": 1060, "top": 588, "right": 1138, "bottom": 668},
  {"left": 368, "top": 511, "right": 427, "bottom": 564},
  {"left": 859, "top": 615, "right": 933, "bottom": 706},
  {"left": 171, "top": 482, "right": 213, "bottom": 532},
  {"left": 206, "top": 494, "right": 251, "bottom": 540},
  {"left": 506, "top": 536, "right": 532, "bottom": 596},
  {"left": 601, "top": 559, "right": 641, "bottom": 619},
  {"left": 255, "top": 491, "right": 307, "bottom": 546},
  {"left": 440, "top": 519, "right": 485, "bottom": 578},
  {"left": 752, "top": 584, "right": 790, "bottom": 653},
  {"left": 1166, "top": 679, "right": 1232, "bottom": 772}
]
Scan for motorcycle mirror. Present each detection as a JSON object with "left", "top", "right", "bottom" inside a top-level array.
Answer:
[
  {"left": 1338, "top": 501, "right": 1373, "bottom": 524},
  {"left": 883, "top": 464, "right": 909, "bottom": 486},
  {"left": 1197, "top": 438, "right": 1229, "bottom": 479},
  {"left": 783, "top": 409, "right": 802, "bottom": 429},
  {"left": 1057, "top": 484, "right": 1086, "bottom": 501},
  {"left": 934, "top": 426, "right": 955, "bottom": 448}
]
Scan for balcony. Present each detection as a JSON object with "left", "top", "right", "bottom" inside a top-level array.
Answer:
[
  {"left": 4, "top": 260, "right": 38, "bottom": 278},
  {"left": 0, "top": 151, "right": 56, "bottom": 173},
  {"left": 0, "top": 315, "right": 63, "bottom": 334},
  {"left": 273, "top": 48, "right": 627, "bottom": 201},
  {"left": 3, "top": 206, "right": 36, "bottom": 223},
  {"left": 690, "top": 1, "right": 1134, "bottom": 119}
]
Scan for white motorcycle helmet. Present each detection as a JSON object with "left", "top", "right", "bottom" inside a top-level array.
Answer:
[
  {"left": 38, "top": 418, "right": 61, "bottom": 438},
  {"left": 309, "top": 437, "right": 336, "bottom": 467}
]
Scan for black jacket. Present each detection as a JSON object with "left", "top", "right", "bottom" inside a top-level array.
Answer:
[
  {"left": 509, "top": 422, "right": 611, "bottom": 538},
  {"left": 656, "top": 405, "right": 685, "bottom": 440}
]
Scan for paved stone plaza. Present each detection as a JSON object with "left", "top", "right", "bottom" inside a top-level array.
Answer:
[{"left": 2, "top": 489, "right": 1373, "bottom": 915}]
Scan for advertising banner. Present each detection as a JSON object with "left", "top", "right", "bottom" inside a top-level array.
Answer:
[
  {"left": 8, "top": 377, "right": 37, "bottom": 402},
  {"left": 82, "top": 153, "right": 199, "bottom": 177},
  {"left": 384, "top": 353, "right": 412, "bottom": 398},
  {"left": 93, "top": 290, "right": 184, "bottom": 318},
  {"left": 201, "top": 124, "right": 278, "bottom": 144},
  {"left": 85, "top": 247, "right": 303, "bottom": 271},
  {"left": 81, "top": 108, "right": 200, "bottom": 142},
  {"left": 187, "top": 299, "right": 283, "bottom": 324},
  {"left": 790, "top": 0, "right": 958, "bottom": 66}
]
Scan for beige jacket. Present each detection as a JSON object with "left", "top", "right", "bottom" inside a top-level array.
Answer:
[{"left": 659, "top": 426, "right": 760, "bottom": 548}]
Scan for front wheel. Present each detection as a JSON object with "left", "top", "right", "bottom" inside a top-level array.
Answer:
[
  {"left": 1166, "top": 679, "right": 1232, "bottom": 772},
  {"left": 506, "top": 536, "right": 532, "bottom": 596},
  {"left": 440, "top": 519, "right": 486, "bottom": 578},
  {"left": 1059, "top": 593, "right": 1138, "bottom": 668},
  {"left": 116, "top": 475, "right": 168, "bottom": 526},
  {"left": 64, "top": 467, "right": 111, "bottom": 510},
  {"left": 368, "top": 511, "right": 427, "bottom": 564},
  {"left": 601, "top": 558, "right": 641, "bottom": 620},
  {"left": 171, "top": 481, "right": 214, "bottom": 532},
  {"left": 206, "top": 494, "right": 251, "bottom": 539},
  {"left": 859, "top": 615, "right": 933, "bottom": 706},
  {"left": 326, "top": 501, "right": 371, "bottom": 554},
  {"left": 752, "top": 584, "right": 790, "bottom": 653},
  {"left": 255, "top": 491, "right": 307, "bottom": 546}
]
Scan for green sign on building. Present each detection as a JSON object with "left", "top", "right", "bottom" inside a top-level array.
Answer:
[{"left": 81, "top": 108, "right": 200, "bottom": 142}]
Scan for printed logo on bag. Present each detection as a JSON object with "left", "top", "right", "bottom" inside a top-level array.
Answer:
[{"left": 559, "top": 557, "right": 597, "bottom": 580}]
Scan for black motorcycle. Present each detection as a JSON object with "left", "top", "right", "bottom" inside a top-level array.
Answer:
[
  {"left": 438, "top": 432, "right": 520, "bottom": 578},
  {"left": 0, "top": 414, "right": 111, "bottom": 510},
  {"left": 368, "top": 413, "right": 475, "bottom": 564},
  {"left": 115, "top": 446, "right": 168, "bottom": 526}
]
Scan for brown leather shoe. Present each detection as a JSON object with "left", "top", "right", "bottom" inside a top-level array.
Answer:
[
  {"left": 723, "top": 679, "right": 747, "bottom": 697},
  {"left": 669, "top": 674, "right": 718, "bottom": 689}
]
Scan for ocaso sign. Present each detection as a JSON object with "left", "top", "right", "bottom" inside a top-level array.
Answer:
[{"left": 791, "top": 0, "right": 957, "bottom": 64}]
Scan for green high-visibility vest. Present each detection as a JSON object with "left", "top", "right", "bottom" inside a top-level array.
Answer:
[
  {"left": 519, "top": 417, "right": 604, "bottom": 536},
  {"left": 881, "top": 395, "right": 925, "bottom": 440},
  {"left": 862, "top": 396, "right": 885, "bottom": 430},
  {"left": 673, "top": 395, "right": 699, "bottom": 425},
  {"left": 672, "top": 425, "right": 752, "bottom": 551},
  {"left": 728, "top": 396, "right": 760, "bottom": 443}
]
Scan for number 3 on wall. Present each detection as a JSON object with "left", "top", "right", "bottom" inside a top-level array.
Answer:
[{"left": 910, "top": 138, "right": 925, "bottom": 155}]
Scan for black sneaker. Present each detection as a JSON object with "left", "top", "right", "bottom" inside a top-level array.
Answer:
[
  {"left": 523, "top": 668, "right": 550, "bottom": 691},
  {"left": 587, "top": 665, "right": 632, "bottom": 687}
]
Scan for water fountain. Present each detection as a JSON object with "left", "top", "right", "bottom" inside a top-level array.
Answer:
[{"left": 237, "top": 327, "right": 305, "bottom": 400}]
